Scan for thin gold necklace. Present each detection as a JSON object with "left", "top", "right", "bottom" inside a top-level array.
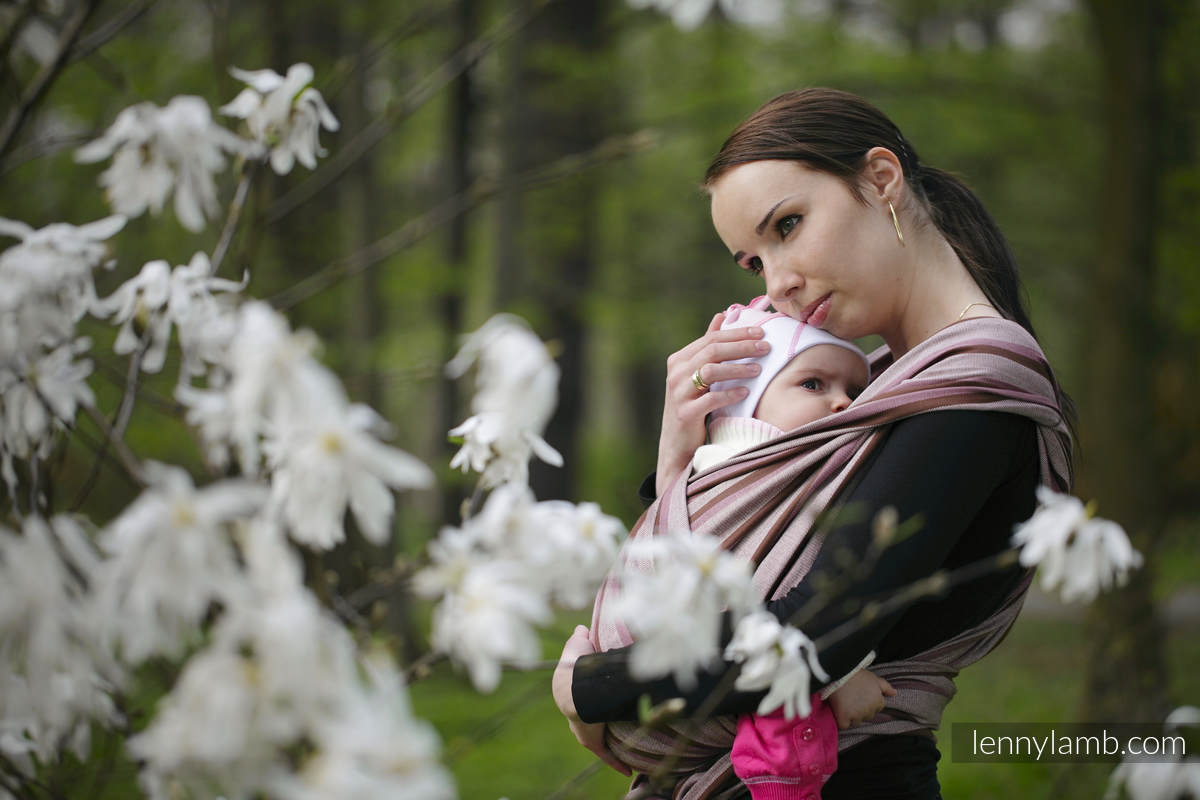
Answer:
[{"left": 956, "top": 301, "right": 994, "bottom": 322}]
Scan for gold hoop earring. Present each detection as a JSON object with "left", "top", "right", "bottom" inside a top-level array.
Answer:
[{"left": 887, "top": 199, "right": 905, "bottom": 246}]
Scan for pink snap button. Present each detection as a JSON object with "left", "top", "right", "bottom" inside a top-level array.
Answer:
[{"left": 800, "top": 726, "right": 815, "bottom": 741}]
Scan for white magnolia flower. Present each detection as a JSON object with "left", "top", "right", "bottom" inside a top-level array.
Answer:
[
  {"left": 449, "top": 412, "right": 563, "bottom": 488},
  {"left": 93, "top": 252, "right": 244, "bottom": 375},
  {"left": 0, "top": 338, "right": 94, "bottom": 465},
  {"left": 92, "top": 462, "right": 266, "bottom": 663},
  {"left": 614, "top": 530, "right": 757, "bottom": 689},
  {"left": 0, "top": 214, "right": 124, "bottom": 320},
  {"left": 1106, "top": 707, "right": 1200, "bottom": 800},
  {"left": 524, "top": 500, "right": 624, "bottom": 608},
  {"left": 725, "top": 611, "right": 829, "bottom": 719},
  {"left": 176, "top": 301, "right": 321, "bottom": 474},
  {"left": 628, "top": 0, "right": 784, "bottom": 30},
  {"left": 220, "top": 63, "right": 340, "bottom": 175},
  {"left": 447, "top": 314, "right": 562, "bottom": 486},
  {"left": 127, "top": 645, "right": 290, "bottom": 800},
  {"left": 280, "top": 651, "right": 455, "bottom": 800},
  {"left": 266, "top": 399, "right": 433, "bottom": 550},
  {"left": 75, "top": 97, "right": 258, "bottom": 232},
  {"left": 429, "top": 558, "right": 551, "bottom": 692},
  {"left": 0, "top": 516, "right": 118, "bottom": 767},
  {"left": 1012, "top": 487, "right": 1144, "bottom": 604}
]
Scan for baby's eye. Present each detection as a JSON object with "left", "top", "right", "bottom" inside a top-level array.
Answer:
[
  {"left": 777, "top": 214, "right": 802, "bottom": 238},
  {"left": 742, "top": 256, "right": 763, "bottom": 275},
  {"left": 800, "top": 377, "right": 823, "bottom": 391}
]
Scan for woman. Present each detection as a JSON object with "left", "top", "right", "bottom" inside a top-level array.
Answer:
[{"left": 552, "top": 88, "right": 1074, "bottom": 799}]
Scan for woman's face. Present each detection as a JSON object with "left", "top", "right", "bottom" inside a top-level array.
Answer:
[{"left": 709, "top": 160, "right": 906, "bottom": 342}]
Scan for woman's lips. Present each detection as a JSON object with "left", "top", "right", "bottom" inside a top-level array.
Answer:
[{"left": 798, "top": 293, "right": 832, "bottom": 326}]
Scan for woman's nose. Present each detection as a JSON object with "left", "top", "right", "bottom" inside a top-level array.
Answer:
[{"left": 762, "top": 258, "right": 803, "bottom": 309}]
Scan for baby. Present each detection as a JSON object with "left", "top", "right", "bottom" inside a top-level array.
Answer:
[{"left": 693, "top": 296, "right": 895, "bottom": 799}]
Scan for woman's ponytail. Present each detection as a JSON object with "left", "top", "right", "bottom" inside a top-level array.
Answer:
[{"left": 914, "top": 165, "right": 1037, "bottom": 338}]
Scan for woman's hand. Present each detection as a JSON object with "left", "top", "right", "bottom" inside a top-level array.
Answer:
[
  {"left": 656, "top": 312, "right": 768, "bottom": 493},
  {"left": 552, "top": 625, "right": 632, "bottom": 776}
]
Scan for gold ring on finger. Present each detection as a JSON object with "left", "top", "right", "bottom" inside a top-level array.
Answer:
[{"left": 691, "top": 367, "right": 710, "bottom": 392}]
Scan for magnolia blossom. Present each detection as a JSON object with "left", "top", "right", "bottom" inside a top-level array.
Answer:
[
  {"left": 177, "top": 301, "right": 321, "bottom": 473},
  {"left": 628, "top": 0, "right": 784, "bottom": 30},
  {"left": 277, "top": 652, "right": 455, "bottom": 800},
  {"left": 75, "top": 97, "right": 258, "bottom": 232},
  {"left": 1106, "top": 707, "right": 1200, "bottom": 800},
  {"left": 725, "top": 611, "right": 829, "bottom": 719},
  {"left": 0, "top": 516, "right": 119, "bottom": 771},
  {"left": 220, "top": 63, "right": 340, "bottom": 175},
  {"left": 91, "top": 462, "right": 266, "bottom": 663},
  {"left": 417, "top": 485, "right": 623, "bottom": 690},
  {"left": 0, "top": 214, "right": 125, "bottom": 322},
  {"left": 428, "top": 558, "right": 551, "bottom": 692},
  {"left": 519, "top": 499, "right": 624, "bottom": 609},
  {"left": 0, "top": 339, "right": 95, "bottom": 467},
  {"left": 93, "top": 252, "right": 244, "bottom": 375},
  {"left": 266, "top": 398, "right": 434, "bottom": 549},
  {"left": 613, "top": 530, "right": 757, "bottom": 688},
  {"left": 1012, "top": 487, "right": 1143, "bottom": 604},
  {"left": 448, "top": 412, "right": 563, "bottom": 488},
  {"left": 447, "top": 314, "right": 562, "bottom": 487}
]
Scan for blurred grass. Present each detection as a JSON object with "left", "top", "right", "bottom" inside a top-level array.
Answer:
[{"left": 412, "top": 612, "right": 1200, "bottom": 800}]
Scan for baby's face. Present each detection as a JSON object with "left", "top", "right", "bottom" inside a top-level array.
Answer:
[{"left": 753, "top": 344, "right": 868, "bottom": 431}]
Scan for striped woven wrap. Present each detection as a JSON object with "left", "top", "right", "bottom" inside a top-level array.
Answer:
[{"left": 587, "top": 317, "right": 1073, "bottom": 800}]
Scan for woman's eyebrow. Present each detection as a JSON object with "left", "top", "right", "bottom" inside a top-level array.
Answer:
[{"left": 756, "top": 196, "right": 793, "bottom": 235}]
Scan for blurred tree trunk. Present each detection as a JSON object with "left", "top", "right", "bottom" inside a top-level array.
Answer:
[
  {"left": 437, "top": 0, "right": 477, "bottom": 524},
  {"left": 1076, "top": 0, "right": 1171, "bottom": 724},
  {"left": 499, "top": 0, "right": 611, "bottom": 501}
]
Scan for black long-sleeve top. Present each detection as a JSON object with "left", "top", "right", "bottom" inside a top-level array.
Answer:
[{"left": 572, "top": 409, "right": 1039, "bottom": 724}]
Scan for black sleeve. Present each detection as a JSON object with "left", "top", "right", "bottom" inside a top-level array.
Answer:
[
  {"left": 573, "top": 410, "right": 1037, "bottom": 724},
  {"left": 637, "top": 473, "right": 657, "bottom": 507}
]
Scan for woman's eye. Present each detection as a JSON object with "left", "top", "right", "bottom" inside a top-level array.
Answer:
[
  {"left": 800, "top": 377, "right": 822, "bottom": 391},
  {"left": 777, "top": 214, "right": 801, "bottom": 238}
]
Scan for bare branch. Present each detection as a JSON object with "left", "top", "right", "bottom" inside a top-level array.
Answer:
[
  {"left": 264, "top": 0, "right": 557, "bottom": 225},
  {"left": 79, "top": 403, "right": 146, "bottom": 488},
  {"left": 211, "top": 157, "right": 260, "bottom": 276},
  {"left": 68, "top": 0, "right": 157, "bottom": 64},
  {"left": 268, "top": 129, "right": 658, "bottom": 311},
  {"left": 0, "top": 0, "right": 102, "bottom": 162}
]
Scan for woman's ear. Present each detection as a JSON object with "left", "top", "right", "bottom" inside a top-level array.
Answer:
[{"left": 862, "top": 146, "right": 905, "bottom": 200}]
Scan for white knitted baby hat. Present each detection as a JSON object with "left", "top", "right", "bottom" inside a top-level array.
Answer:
[{"left": 708, "top": 296, "right": 869, "bottom": 420}]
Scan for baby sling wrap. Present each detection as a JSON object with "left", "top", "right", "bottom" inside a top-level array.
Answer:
[{"left": 587, "top": 317, "right": 1074, "bottom": 800}]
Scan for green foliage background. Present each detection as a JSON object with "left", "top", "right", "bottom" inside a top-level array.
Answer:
[{"left": 1, "top": 0, "right": 1197, "bottom": 797}]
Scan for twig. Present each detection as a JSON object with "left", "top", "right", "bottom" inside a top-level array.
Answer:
[
  {"left": 544, "top": 762, "right": 604, "bottom": 800},
  {"left": 403, "top": 650, "right": 447, "bottom": 683},
  {"left": 0, "top": 0, "right": 101, "bottom": 161},
  {"left": 113, "top": 338, "right": 147, "bottom": 439},
  {"left": 210, "top": 157, "right": 259, "bottom": 275},
  {"left": 68, "top": 0, "right": 158, "bottom": 64},
  {"left": 71, "top": 338, "right": 148, "bottom": 509},
  {"left": 268, "top": 129, "right": 657, "bottom": 310},
  {"left": 444, "top": 679, "right": 548, "bottom": 764},
  {"left": 0, "top": 131, "right": 95, "bottom": 177},
  {"left": 79, "top": 403, "right": 146, "bottom": 488},
  {"left": 319, "top": 1, "right": 447, "bottom": 102},
  {"left": 0, "top": 0, "right": 37, "bottom": 84},
  {"left": 264, "top": 0, "right": 556, "bottom": 225}
]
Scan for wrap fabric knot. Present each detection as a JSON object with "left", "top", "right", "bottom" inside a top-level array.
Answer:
[{"left": 588, "top": 317, "right": 1073, "bottom": 800}]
